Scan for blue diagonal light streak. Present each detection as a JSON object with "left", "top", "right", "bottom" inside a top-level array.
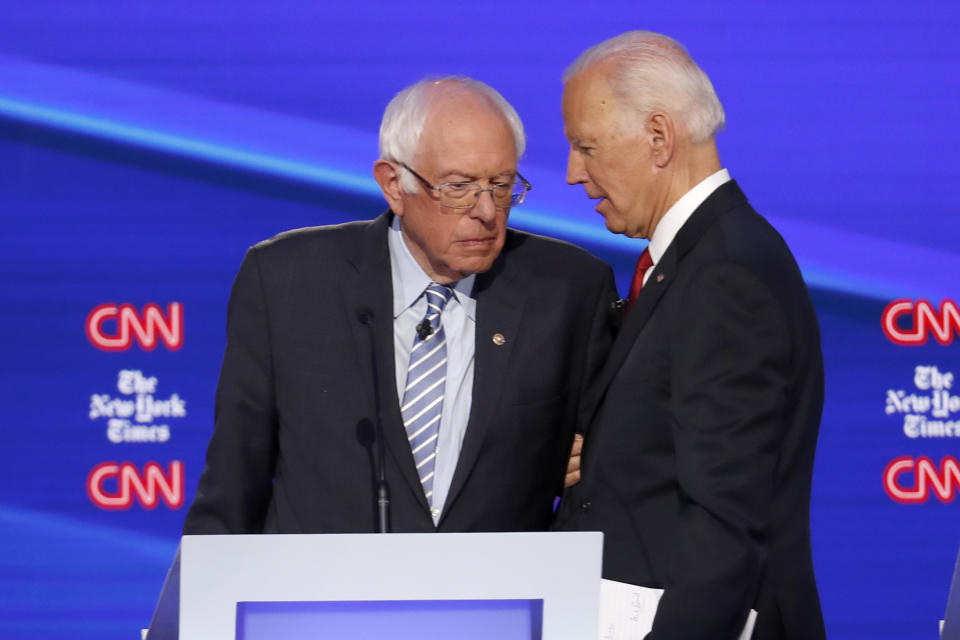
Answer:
[
  {"left": 0, "top": 96, "right": 383, "bottom": 197},
  {"left": 2, "top": 54, "right": 958, "bottom": 303}
]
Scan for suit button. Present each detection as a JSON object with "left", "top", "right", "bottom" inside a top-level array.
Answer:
[{"left": 580, "top": 501, "right": 591, "bottom": 513}]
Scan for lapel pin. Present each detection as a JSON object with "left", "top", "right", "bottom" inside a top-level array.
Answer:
[
  {"left": 656, "top": 274, "right": 665, "bottom": 283},
  {"left": 492, "top": 333, "right": 506, "bottom": 346}
]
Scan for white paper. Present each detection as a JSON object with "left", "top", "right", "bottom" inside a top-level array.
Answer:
[
  {"left": 740, "top": 609, "right": 758, "bottom": 640},
  {"left": 598, "top": 578, "right": 758, "bottom": 640}
]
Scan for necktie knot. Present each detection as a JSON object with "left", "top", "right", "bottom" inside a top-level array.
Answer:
[
  {"left": 423, "top": 283, "right": 454, "bottom": 324},
  {"left": 425, "top": 283, "right": 454, "bottom": 309}
]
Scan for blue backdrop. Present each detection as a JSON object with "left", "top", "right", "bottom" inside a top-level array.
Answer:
[{"left": 1, "top": 2, "right": 958, "bottom": 638}]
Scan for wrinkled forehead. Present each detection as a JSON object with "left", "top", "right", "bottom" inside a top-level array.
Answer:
[
  {"left": 416, "top": 92, "right": 517, "bottom": 169},
  {"left": 563, "top": 67, "right": 623, "bottom": 136},
  {"left": 422, "top": 88, "right": 505, "bottom": 136}
]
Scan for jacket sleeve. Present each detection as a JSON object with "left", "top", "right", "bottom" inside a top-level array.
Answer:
[
  {"left": 650, "top": 261, "right": 789, "bottom": 640},
  {"left": 182, "top": 246, "right": 278, "bottom": 534}
]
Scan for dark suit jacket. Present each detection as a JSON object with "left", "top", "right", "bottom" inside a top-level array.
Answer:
[
  {"left": 184, "top": 211, "right": 618, "bottom": 534},
  {"left": 556, "top": 182, "right": 825, "bottom": 640}
]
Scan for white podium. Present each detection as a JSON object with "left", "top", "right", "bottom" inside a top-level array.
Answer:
[{"left": 147, "top": 531, "right": 603, "bottom": 640}]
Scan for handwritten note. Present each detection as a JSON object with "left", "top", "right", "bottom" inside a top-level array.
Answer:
[{"left": 598, "top": 578, "right": 757, "bottom": 640}]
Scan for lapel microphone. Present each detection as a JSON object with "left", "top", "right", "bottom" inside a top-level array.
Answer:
[{"left": 416, "top": 320, "right": 434, "bottom": 341}]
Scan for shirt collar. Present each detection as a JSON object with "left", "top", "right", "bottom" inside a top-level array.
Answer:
[
  {"left": 647, "top": 168, "right": 731, "bottom": 264},
  {"left": 388, "top": 215, "right": 476, "bottom": 319}
]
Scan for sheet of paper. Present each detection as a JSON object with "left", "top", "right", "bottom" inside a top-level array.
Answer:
[
  {"left": 598, "top": 579, "right": 663, "bottom": 640},
  {"left": 740, "top": 609, "right": 757, "bottom": 640},
  {"left": 597, "top": 578, "right": 757, "bottom": 640}
]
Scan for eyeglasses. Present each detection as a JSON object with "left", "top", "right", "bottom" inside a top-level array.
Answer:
[{"left": 400, "top": 163, "right": 531, "bottom": 212}]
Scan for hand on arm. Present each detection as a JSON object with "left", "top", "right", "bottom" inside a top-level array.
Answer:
[{"left": 564, "top": 433, "right": 584, "bottom": 488}]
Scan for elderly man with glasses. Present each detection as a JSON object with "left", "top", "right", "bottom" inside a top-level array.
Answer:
[{"left": 183, "top": 76, "right": 618, "bottom": 536}]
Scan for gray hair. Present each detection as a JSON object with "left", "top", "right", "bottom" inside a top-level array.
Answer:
[
  {"left": 563, "top": 31, "right": 725, "bottom": 143},
  {"left": 378, "top": 76, "right": 526, "bottom": 193}
]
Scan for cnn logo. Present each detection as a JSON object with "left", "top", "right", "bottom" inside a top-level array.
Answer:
[
  {"left": 86, "top": 303, "right": 183, "bottom": 351},
  {"left": 883, "top": 456, "right": 960, "bottom": 504},
  {"left": 87, "top": 461, "right": 184, "bottom": 510},
  {"left": 882, "top": 299, "right": 960, "bottom": 346}
]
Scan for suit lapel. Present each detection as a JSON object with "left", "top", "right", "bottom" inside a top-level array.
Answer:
[
  {"left": 582, "top": 247, "right": 676, "bottom": 431},
  {"left": 581, "top": 180, "right": 750, "bottom": 432},
  {"left": 340, "top": 211, "right": 432, "bottom": 516},
  {"left": 442, "top": 254, "right": 525, "bottom": 517}
]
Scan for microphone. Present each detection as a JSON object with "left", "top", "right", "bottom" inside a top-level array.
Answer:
[
  {"left": 357, "top": 308, "right": 390, "bottom": 533},
  {"left": 416, "top": 319, "right": 434, "bottom": 341}
]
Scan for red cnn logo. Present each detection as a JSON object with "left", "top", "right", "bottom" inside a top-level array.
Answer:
[
  {"left": 883, "top": 456, "right": 960, "bottom": 504},
  {"left": 86, "top": 303, "right": 183, "bottom": 351},
  {"left": 86, "top": 461, "right": 184, "bottom": 510},
  {"left": 882, "top": 299, "right": 960, "bottom": 346}
]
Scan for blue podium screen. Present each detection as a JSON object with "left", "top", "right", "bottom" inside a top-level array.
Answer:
[{"left": 236, "top": 599, "right": 543, "bottom": 640}]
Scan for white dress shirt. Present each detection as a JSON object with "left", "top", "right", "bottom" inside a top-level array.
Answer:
[
  {"left": 388, "top": 216, "right": 476, "bottom": 524},
  {"left": 643, "top": 168, "right": 731, "bottom": 285}
]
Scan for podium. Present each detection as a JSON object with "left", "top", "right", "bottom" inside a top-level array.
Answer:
[
  {"left": 943, "top": 544, "right": 960, "bottom": 639},
  {"left": 147, "top": 531, "right": 603, "bottom": 640}
]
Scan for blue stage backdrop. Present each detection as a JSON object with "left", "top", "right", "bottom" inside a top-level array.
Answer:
[{"left": 1, "top": 2, "right": 958, "bottom": 639}]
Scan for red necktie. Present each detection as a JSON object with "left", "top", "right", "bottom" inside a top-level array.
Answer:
[{"left": 626, "top": 248, "right": 653, "bottom": 313}]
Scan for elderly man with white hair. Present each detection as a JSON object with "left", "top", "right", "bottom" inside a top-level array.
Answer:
[
  {"left": 554, "top": 31, "right": 826, "bottom": 639},
  {"left": 183, "top": 76, "right": 618, "bottom": 536}
]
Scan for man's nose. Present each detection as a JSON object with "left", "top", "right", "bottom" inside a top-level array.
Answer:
[
  {"left": 469, "top": 190, "right": 499, "bottom": 222},
  {"left": 566, "top": 149, "right": 586, "bottom": 185}
]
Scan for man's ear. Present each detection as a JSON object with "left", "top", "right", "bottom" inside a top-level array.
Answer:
[
  {"left": 373, "top": 160, "right": 405, "bottom": 215},
  {"left": 646, "top": 112, "right": 675, "bottom": 168}
]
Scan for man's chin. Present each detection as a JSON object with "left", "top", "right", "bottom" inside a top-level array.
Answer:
[
  {"left": 602, "top": 215, "right": 628, "bottom": 236},
  {"left": 452, "top": 255, "right": 498, "bottom": 278}
]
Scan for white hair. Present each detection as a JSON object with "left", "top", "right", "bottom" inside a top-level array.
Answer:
[
  {"left": 379, "top": 76, "right": 526, "bottom": 193},
  {"left": 563, "top": 31, "right": 725, "bottom": 143}
]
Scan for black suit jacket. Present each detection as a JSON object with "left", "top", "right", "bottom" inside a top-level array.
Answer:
[
  {"left": 556, "top": 182, "right": 825, "bottom": 640},
  {"left": 184, "top": 211, "right": 618, "bottom": 534}
]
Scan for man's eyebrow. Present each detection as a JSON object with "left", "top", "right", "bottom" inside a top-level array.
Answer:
[
  {"left": 437, "top": 170, "right": 475, "bottom": 181},
  {"left": 437, "top": 170, "right": 516, "bottom": 181}
]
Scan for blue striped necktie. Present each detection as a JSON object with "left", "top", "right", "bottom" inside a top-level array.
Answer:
[{"left": 401, "top": 282, "right": 454, "bottom": 506}]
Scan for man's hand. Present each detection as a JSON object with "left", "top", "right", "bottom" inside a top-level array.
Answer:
[{"left": 564, "top": 433, "right": 584, "bottom": 488}]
